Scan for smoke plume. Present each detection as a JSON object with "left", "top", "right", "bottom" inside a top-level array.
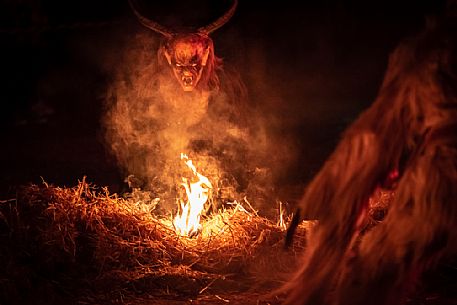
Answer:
[{"left": 102, "top": 32, "right": 280, "bottom": 213}]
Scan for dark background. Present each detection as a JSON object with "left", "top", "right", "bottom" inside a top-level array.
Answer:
[{"left": 0, "top": 0, "right": 448, "bottom": 201}]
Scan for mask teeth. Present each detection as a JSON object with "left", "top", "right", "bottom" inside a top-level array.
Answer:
[{"left": 182, "top": 76, "right": 193, "bottom": 86}]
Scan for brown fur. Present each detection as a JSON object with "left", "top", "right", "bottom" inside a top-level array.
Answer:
[{"left": 282, "top": 14, "right": 457, "bottom": 305}]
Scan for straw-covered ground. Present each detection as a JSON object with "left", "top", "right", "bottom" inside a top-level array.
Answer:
[
  {"left": 0, "top": 178, "right": 313, "bottom": 305},
  {"left": 1, "top": 179, "right": 455, "bottom": 305}
]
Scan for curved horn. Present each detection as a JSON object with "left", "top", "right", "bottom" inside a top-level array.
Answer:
[
  {"left": 128, "top": 0, "right": 173, "bottom": 38},
  {"left": 198, "top": 0, "right": 238, "bottom": 35}
]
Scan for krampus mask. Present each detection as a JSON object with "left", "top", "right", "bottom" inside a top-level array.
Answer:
[{"left": 129, "top": 0, "right": 237, "bottom": 92}]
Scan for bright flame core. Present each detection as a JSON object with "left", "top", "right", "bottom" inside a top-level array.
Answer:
[
  {"left": 173, "top": 153, "right": 213, "bottom": 237},
  {"left": 277, "top": 201, "right": 287, "bottom": 231}
]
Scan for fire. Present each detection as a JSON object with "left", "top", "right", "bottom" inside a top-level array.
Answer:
[
  {"left": 173, "top": 153, "right": 213, "bottom": 237},
  {"left": 277, "top": 201, "right": 287, "bottom": 231}
]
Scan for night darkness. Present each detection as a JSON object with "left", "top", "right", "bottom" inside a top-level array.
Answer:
[
  {"left": 0, "top": 0, "right": 447, "bottom": 199},
  {"left": 1, "top": 1, "right": 457, "bottom": 304}
]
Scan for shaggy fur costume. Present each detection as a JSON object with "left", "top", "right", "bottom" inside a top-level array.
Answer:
[{"left": 283, "top": 11, "right": 457, "bottom": 305}]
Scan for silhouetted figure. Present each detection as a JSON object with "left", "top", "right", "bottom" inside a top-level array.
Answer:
[{"left": 283, "top": 7, "right": 457, "bottom": 305}]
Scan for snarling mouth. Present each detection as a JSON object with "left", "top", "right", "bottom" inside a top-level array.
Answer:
[
  {"left": 172, "top": 66, "right": 201, "bottom": 91},
  {"left": 182, "top": 76, "right": 194, "bottom": 88}
]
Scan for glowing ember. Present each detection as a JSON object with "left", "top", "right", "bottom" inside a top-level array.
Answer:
[
  {"left": 173, "top": 153, "right": 213, "bottom": 237},
  {"left": 277, "top": 201, "right": 287, "bottom": 231}
]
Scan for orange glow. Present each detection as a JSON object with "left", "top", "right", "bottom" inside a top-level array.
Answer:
[
  {"left": 173, "top": 153, "right": 213, "bottom": 237},
  {"left": 277, "top": 201, "right": 287, "bottom": 231}
]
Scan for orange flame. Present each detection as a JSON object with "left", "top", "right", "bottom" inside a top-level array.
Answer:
[
  {"left": 277, "top": 201, "right": 287, "bottom": 231},
  {"left": 173, "top": 153, "right": 213, "bottom": 236}
]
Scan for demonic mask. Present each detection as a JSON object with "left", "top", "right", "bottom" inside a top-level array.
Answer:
[
  {"left": 129, "top": 0, "right": 238, "bottom": 92},
  {"left": 163, "top": 33, "right": 211, "bottom": 91}
]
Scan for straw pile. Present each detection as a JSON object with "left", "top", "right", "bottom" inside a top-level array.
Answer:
[
  {"left": 0, "top": 178, "right": 312, "bottom": 304},
  {"left": 364, "top": 187, "right": 395, "bottom": 231}
]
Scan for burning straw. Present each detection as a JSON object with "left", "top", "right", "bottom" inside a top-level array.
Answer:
[{"left": 0, "top": 178, "right": 312, "bottom": 304}]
